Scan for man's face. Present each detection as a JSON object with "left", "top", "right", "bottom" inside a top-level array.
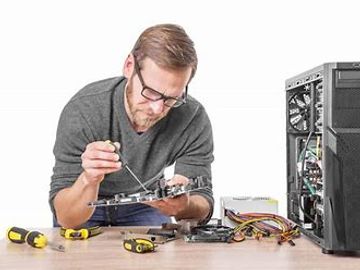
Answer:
[{"left": 124, "top": 56, "right": 192, "bottom": 132}]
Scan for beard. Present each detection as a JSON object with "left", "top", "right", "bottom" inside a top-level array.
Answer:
[{"left": 125, "top": 77, "right": 169, "bottom": 132}]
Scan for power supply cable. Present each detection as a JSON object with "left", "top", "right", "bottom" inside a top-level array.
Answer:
[
  {"left": 225, "top": 210, "right": 300, "bottom": 246},
  {"left": 298, "top": 131, "right": 316, "bottom": 223}
]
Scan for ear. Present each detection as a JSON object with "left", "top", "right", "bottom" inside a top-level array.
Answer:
[{"left": 123, "top": 54, "right": 135, "bottom": 79}]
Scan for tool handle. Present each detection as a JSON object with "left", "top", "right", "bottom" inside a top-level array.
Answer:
[
  {"left": 63, "top": 228, "right": 89, "bottom": 239},
  {"left": 61, "top": 226, "right": 102, "bottom": 239},
  {"left": 7, "top": 227, "right": 47, "bottom": 248},
  {"left": 115, "top": 148, "right": 128, "bottom": 166},
  {"left": 123, "top": 238, "right": 155, "bottom": 253},
  {"left": 26, "top": 231, "right": 47, "bottom": 248},
  {"left": 7, "top": 226, "right": 29, "bottom": 244},
  {"left": 105, "top": 140, "right": 128, "bottom": 166}
]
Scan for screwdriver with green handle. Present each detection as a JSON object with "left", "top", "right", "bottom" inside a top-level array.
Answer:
[{"left": 7, "top": 226, "right": 65, "bottom": 252}]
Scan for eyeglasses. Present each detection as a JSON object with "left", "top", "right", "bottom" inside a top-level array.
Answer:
[{"left": 133, "top": 57, "right": 187, "bottom": 108}]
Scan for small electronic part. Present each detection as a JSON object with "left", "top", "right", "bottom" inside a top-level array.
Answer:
[
  {"left": 88, "top": 176, "right": 211, "bottom": 207},
  {"left": 146, "top": 228, "right": 177, "bottom": 241},
  {"left": 120, "top": 223, "right": 181, "bottom": 244},
  {"left": 184, "top": 225, "right": 235, "bottom": 243}
]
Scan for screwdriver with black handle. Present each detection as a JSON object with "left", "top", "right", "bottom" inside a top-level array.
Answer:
[{"left": 7, "top": 226, "right": 65, "bottom": 252}]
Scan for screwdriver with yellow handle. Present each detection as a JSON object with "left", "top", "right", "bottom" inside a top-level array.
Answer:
[
  {"left": 123, "top": 238, "right": 156, "bottom": 253},
  {"left": 60, "top": 226, "right": 102, "bottom": 240},
  {"left": 7, "top": 226, "right": 65, "bottom": 252}
]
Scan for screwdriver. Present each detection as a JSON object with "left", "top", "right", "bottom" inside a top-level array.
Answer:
[
  {"left": 60, "top": 226, "right": 102, "bottom": 240},
  {"left": 123, "top": 238, "right": 156, "bottom": 253},
  {"left": 7, "top": 226, "right": 65, "bottom": 252},
  {"left": 106, "top": 140, "right": 149, "bottom": 192}
]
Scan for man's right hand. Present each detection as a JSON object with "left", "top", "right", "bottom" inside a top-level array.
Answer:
[
  {"left": 80, "top": 141, "right": 122, "bottom": 185},
  {"left": 54, "top": 140, "right": 122, "bottom": 228}
]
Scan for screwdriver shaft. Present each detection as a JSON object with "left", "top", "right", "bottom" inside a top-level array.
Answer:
[
  {"left": 124, "top": 164, "right": 149, "bottom": 192},
  {"left": 107, "top": 140, "right": 149, "bottom": 192}
]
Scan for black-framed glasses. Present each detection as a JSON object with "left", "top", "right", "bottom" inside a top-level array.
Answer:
[{"left": 133, "top": 57, "right": 187, "bottom": 108}]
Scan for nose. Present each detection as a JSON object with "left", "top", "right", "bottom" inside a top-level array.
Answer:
[{"left": 149, "top": 99, "right": 164, "bottom": 114}]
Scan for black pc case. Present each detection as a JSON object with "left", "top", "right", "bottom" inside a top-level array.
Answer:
[{"left": 286, "top": 62, "right": 360, "bottom": 254}]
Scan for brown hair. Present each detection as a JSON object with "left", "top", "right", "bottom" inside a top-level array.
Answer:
[{"left": 131, "top": 24, "right": 198, "bottom": 80}]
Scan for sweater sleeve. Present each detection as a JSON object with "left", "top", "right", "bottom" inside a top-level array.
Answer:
[
  {"left": 48, "top": 100, "right": 95, "bottom": 217},
  {"left": 174, "top": 104, "right": 214, "bottom": 224}
]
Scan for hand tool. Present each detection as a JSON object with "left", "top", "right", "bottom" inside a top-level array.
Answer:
[
  {"left": 120, "top": 231, "right": 167, "bottom": 244},
  {"left": 123, "top": 238, "right": 156, "bottom": 253},
  {"left": 60, "top": 226, "right": 102, "bottom": 240},
  {"left": 105, "top": 140, "right": 149, "bottom": 192},
  {"left": 7, "top": 226, "right": 65, "bottom": 252}
]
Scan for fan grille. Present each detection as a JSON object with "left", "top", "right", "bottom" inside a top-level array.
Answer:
[{"left": 288, "top": 91, "right": 311, "bottom": 132}]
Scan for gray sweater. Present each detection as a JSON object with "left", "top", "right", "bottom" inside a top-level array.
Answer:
[{"left": 49, "top": 77, "right": 214, "bottom": 219}]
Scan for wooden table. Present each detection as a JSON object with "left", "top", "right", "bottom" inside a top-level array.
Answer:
[{"left": 1, "top": 227, "right": 359, "bottom": 269}]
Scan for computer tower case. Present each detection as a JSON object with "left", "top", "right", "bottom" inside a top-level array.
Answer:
[{"left": 286, "top": 62, "right": 360, "bottom": 254}]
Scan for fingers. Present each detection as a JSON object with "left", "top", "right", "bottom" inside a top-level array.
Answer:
[
  {"left": 144, "top": 194, "right": 189, "bottom": 216},
  {"left": 146, "top": 175, "right": 190, "bottom": 215},
  {"left": 85, "top": 167, "right": 121, "bottom": 177},
  {"left": 113, "top": 142, "right": 120, "bottom": 150},
  {"left": 86, "top": 141, "right": 118, "bottom": 152},
  {"left": 81, "top": 142, "right": 121, "bottom": 168},
  {"left": 81, "top": 140, "right": 122, "bottom": 184},
  {"left": 82, "top": 159, "right": 122, "bottom": 170},
  {"left": 143, "top": 200, "right": 165, "bottom": 208},
  {"left": 82, "top": 149, "right": 119, "bottom": 162},
  {"left": 166, "top": 174, "right": 189, "bottom": 186}
]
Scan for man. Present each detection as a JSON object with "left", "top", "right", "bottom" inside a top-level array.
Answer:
[{"left": 50, "top": 24, "right": 214, "bottom": 228}]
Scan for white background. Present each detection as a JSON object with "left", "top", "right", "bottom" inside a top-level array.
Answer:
[{"left": 0, "top": 0, "right": 359, "bottom": 237}]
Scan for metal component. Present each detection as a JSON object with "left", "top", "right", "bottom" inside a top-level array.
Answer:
[
  {"left": 184, "top": 225, "right": 234, "bottom": 243},
  {"left": 48, "top": 242, "right": 65, "bottom": 252},
  {"left": 120, "top": 231, "right": 167, "bottom": 244},
  {"left": 316, "top": 203, "right": 324, "bottom": 216},
  {"left": 146, "top": 228, "right": 177, "bottom": 242},
  {"left": 123, "top": 164, "right": 149, "bottom": 192}
]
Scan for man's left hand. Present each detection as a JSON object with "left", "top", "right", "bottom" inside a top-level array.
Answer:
[{"left": 144, "top": 174, "right": 190, "bottom": 216}]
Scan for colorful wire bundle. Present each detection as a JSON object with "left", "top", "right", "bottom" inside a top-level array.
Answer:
[{"left": 225, "top": 210, "right": 300, "bottom": 246}]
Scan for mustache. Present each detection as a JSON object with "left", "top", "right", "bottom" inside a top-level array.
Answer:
[{"left": 132, "top": 109, "right": 159, "bottom": 118}]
